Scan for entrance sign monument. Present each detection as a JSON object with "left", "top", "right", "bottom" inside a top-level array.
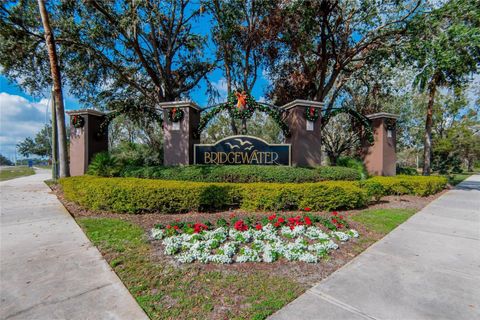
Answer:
[
  {"left": 194, "top": 136, "right": 290, "bottom": 165},
  {"left": 67, "top": 95, "right": 398, "bottom": 176}
]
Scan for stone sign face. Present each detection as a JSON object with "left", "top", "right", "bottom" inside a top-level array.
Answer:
[{"left": 194, "top": 136, "right": 291, "bottom": 165}]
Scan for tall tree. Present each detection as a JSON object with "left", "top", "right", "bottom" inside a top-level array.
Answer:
[
  {"left": 37, "top": 0, "right": 69, "bottom": 177},
  {"left": 207, "top": 0, "right": 273, "bottom": 134},
  {"left": 265, "top": 0, "right": 421, "bottom": 123},
  {"left": 1, "top": 0, "right": 213, "bottom": 159},
  {"left": 17, "top": 124, "right": 53, "bottom": 158},
  {"left": 405, "top": 0, "right": 480, "bottom": 175}
]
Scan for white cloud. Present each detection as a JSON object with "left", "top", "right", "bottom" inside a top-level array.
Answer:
[
  {"left": 212, "top": 77, "right": 228, "bottom": 101},
  {"left": 0, "top": 92, "right": 50, "bottom": 160}
]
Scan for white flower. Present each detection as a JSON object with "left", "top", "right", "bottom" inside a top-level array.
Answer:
[
  {"left": 347, "top": 229, "right": 359, "bottom": 238},
  {"left": 281, "top": 225, "right": 305, "bottom": 238},
  {"left": 331, "top": 231, "right": 350, "bottom": 242},
  {"left": 150, "top": 228, "right": 164, "bottom": 240},
  {"left": 236, "top": 247, "right": 261, "bottom": 263},
  {"left": 299, "top": 253, "right": 319, "bottom": 263},
  {"left": 157, "top": 221, "right": 359, "bottom": 264},
  {"left": 305, "top": 226, "right": 330, "bottom": 240}
]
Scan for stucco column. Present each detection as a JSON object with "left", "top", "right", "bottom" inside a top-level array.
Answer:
[
  {"left": 67, "top": 109, "right": 108, "bottom": 176},
  {"left": 281, "top": 100, "right": 324, "bottom": 167},
  {"left": 160, "top": 101, "right": 201, "bottom": 166},
  {"left": 362, "top": 113, "right": 398, "bottom": 176}
]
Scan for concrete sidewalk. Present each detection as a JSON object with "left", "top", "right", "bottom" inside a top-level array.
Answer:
[
  {"left": 0, "top": 169, "right": 148, "bottom": 320},
  {"left": 271, "top": 175, "right": 480, "bottom": 320}
]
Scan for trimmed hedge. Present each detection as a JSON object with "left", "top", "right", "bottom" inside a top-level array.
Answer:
[
  {"left": 59, "top": 175, "right": 448, "bottom": 214},
  {"left": 360, "top": 175, "right": 448, "bottom": 197},
  {"left": 119, "top": 165, "right": 361, "bottom": 183},
  {"left": 59, "top": 176, "right": 368, "bottom": 213}
]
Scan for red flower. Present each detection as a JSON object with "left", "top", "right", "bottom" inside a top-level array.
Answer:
[
  {"left": 304, "top": 216, "right": 312, "bottom": 226},
  {"left": 304, "top": 207, "right": 311, "bottom": 212},
  {"left": 268, "top": 214, "right": 277, "bottom": 221},
  {"left": 332, "top": 219, "right": 338, "bottom": 224},
  {"left": 332, "top": 211, "right": 338, "bottom": 216},
  {"left": 274, "top": 222, "right": 281, "bottom": 227},
  {"left": 234, "top": 220, "right": 248, "bottom": 231},
  {"left": 277, "top": 217, "right": 285, "bottom": 224},
  {"left": 255, "top": 224, "right": 263, "bottom": 230},
  {"left": 166, "top": 225, "right": 171, "bottom": 229},
  {"left": 173, "top": 225, "right": 179, "bottom": 230},
  {"left": 193, "top": 223, "right": 208, "bottom": 233},
  {"left": 339, "top": 215, "right": 344, "bottom": 220},
  {"left": 290, "top": 225, "right": 295, "bottom": 230}
]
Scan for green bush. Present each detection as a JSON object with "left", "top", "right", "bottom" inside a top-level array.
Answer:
[
  {"left": 337, "top": 157, "right": 369, "bottom": 179},
  {"left": 87, "top": 152, "right": 120, "bottom": 177},
  {"left": 119, "top": 165, "right": 361, "bottom": 183},
  {"left": 361, "top": 175, "right": 448, "bottom": 197},
  {"left": 396, "top": 166, "right": 418, "bottom": 175},
  {"left": 59, "top": 176, "right": 368, "bottom": 213}
]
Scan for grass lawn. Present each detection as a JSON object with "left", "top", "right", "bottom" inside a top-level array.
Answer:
[
  {"left": 0, "top": 166, "right": 35, "bottom": 181},
  {"left": 448, "top": 173, "right": 473, "bottom": 186},
  {"left": 77, "top": 207, "right": 417, "bottom": 319},
  {"left": 351, "top": 208, "right": 416, "bottom": 235}
]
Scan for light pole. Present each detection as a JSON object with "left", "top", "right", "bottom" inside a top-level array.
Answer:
[{"left": 51, "top": 89, "right": 58, "bottom": 180}]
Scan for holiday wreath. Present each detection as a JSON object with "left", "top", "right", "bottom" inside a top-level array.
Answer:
[
  {"left": 168, "top": 107, "right": 185, "bottom": 122},
  {"left": 305, "top": 107, "right": 320, "bottom": 122},
  {"left": 71, "top": 115, "right": 85, "bottom": 128}
]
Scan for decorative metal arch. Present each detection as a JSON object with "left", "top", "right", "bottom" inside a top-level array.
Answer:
[
  {"left": 327, "top": 106, "right": 374, "bottom": 143},
  {"left": 195, "top": 100, "right": 291, "bottom": 138}
]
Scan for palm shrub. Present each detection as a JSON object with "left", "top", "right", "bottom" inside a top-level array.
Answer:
[
  {"left": 87, "top": 152, "right": 120, "bottom": 177},
  {"left": 337, "top": 157, "right": 368, "bottom": 179}
]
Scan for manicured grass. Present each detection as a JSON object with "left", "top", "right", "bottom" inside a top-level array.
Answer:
[
  {"left": 78, "top": 218, "right": 304, "bottom": 320},
  {"left": 448, "top": 173, "right": 472, "bottom": 186},
  {"left": 351, "top": 208, "right": 416, "bottom": 234},
  {"left": 0, "top": 166, "right": 35, "bottom": 181}
]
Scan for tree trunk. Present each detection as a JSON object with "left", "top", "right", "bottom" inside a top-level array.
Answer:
[
  {"left": 422, "top": 72, "right": 439, "bottom": 176},
  {"left": 38, "top": 0, "right": 69, "bottom": 177},
  {"left": 327, "top": 152, "right": 338, "bottom": 166}
]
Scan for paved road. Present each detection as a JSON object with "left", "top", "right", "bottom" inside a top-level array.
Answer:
[
  {"left": 0, "top": 169, "right": 148, "bottom": 320},
  {"left": 271, "top": 175, "right": 480, "bottom": 320}
]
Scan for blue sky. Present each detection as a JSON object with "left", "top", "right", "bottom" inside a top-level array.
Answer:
[{"left": 0, "top": 66, "right": 271, "bottom": 161}]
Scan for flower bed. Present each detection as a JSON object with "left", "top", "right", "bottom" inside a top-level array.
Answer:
[{"left": 150, "top": 212, "right": 359, "bottom": 264}]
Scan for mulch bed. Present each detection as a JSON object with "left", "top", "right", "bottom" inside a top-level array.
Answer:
[{"left": 50, "top": 184, "right": 445, "bottom": 287}]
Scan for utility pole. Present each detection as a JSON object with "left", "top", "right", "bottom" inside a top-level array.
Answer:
[{"left": 51, "top": 89, "right": 58, "bottom": 180}]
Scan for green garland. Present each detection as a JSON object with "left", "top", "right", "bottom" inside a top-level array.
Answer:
[
  {"left": 195, "top": 90, "right": 291, "bottom": 138},
  {"left": 168, "top": 107, "right": 184, "bottom": 122},
  {"left": 305, "top": 107, "right": 320, "bottom": 122}
]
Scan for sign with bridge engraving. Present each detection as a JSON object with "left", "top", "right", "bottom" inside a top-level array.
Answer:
[{"left": 194, "top": 136, "right": 290, "bottom": 165}]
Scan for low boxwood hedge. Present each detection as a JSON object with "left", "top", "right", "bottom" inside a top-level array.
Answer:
[
  {"left": 359, "top": 175, "right": 448, "bottom": 197},
  {"left": 59, "top": 176, "right": 368, "bottom": 213},
  {"left": 119, "top": 165, "right": 361, "bottom": 183},
  {"left": 59, "top": 175, "right": 448, "bottom": 214}
]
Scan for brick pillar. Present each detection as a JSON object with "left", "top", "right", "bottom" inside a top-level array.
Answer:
[
  {"left": 281, "top": 100, "right": 324, "bottom": 167},
  {"left": 362, "top": 113, "right": 398, "bottom": 176},
  {"left": 67, "top": 110, "right": 108, "bottom": 176},
  {"left": 161, "top": 101, "right": 201, "bottom": 166}
]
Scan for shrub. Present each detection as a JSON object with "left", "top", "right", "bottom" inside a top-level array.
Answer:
[
  {"left": 361, "top": 175, "right": 448, "bottom": 197},
  {"left": 59, "top": 176, "right": 368, "bottom": 213},
  {"left": 337, "top": 157, "right": 368, "bottom": 179},
  {"left": 396, "top": 166, "right": 418, "bottom": 175},
  {"left": 119, "top": 165, "right": 361, "bottom": 183},
  {"left": 87, "top": 152, "right": 120, "bottom": 177}
]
